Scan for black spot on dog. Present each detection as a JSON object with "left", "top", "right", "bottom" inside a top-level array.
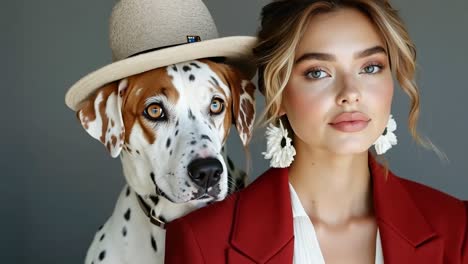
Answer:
[
  {"left": 125, "top": 186, "right": 130, "bottom": 196},
  {"left": 99, "top": 250, "right": 106, "bottom": 261},
  {"left": 99, "top": 233, "right": 105, "bottom": 241},
  {"left": 211, "top": 76, "right": 219, "bottom": 87},
  {"left": 185, "top": 181, "right": 190, "bottom": 187},
  {"left": 166, "top": 138, "right": 171, "bottom": 148},
  {"left": 188, "top": 109, "right": 195, "bottom": 120},
  {"left": 122, "top": 226, "right": 127, "bottom": 237},
  {"left": 150, "top": 195, "right": 159, "bottom": 205},
  {"left": 172, "top": 65, "right": 178, "bottom": 72},
  {"left": 227, "top": 157, "right": 235, "bottom": 171},
  {"left": 221, "top": 146, "right": 225, "bottom": 152},
  {"left": 190, "top": 62, "right": 201, "bottom": 69},
  {"left": 151, "top": 235, "right": 157, "bottom": 252},
  {"left": 175, "top": 130, "right": 179, "bottom": 136},
  {"left": 201, "top": 134, "right": 212, "bottom": 142},
  {"left": 175, "top": 120, "right": 179, "bottom": 127},
  {"left": 189, "top": 74, "right": 195, "bottom": 81},
  {"left": 124, "top": 208, "right": 131, "bottom": 221},
  {"left": 190, "top": 140, "right": 197, "bottom": 145},
  {"left": 170, "top": 150, "right": 173, "bottom": 156},
  {"left": 183, "top": 66, "right": 191, "bottom": 72},
  {"left": 98, "top": 225, "right": 103, "bottom": 231},
  {"left": 191, "top": 150, "right": 195, "bottom": 154},
  {"left": 203, "top": 144, "right": 207, "bottom": 148},
  {"left": 150, "top": 172, "right": 156, "bottom": 185},
  {"left": 136, "top": 150, "right": 140, "bottom": 155}
]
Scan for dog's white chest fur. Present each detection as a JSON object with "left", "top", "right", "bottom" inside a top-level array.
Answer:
[{"left": 85, "top": 186, "right": 168, "bottom": 264}]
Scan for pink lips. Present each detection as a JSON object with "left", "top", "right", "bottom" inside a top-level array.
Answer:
[{"left": 329, "top": 112, "right": 371, "bottom": 132}]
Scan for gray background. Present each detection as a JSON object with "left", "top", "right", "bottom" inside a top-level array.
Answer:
[{"left": 3, "top": 0, "right": 467, "bottom": 263}]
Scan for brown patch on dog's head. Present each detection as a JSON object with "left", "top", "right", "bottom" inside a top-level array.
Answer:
[
  {"left": 120, "top": 68, "right": 180, "bottom": 145},
  {"left": 200, "top": 59, "right": 256, "bottom": 146}
]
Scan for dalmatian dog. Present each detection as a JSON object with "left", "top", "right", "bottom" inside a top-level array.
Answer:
[{"left": 76, "top": 59, "right": 256, "bottom": 264}]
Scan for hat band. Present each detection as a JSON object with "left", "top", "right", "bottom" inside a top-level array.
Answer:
[{"left": 127, "top": 35, "right": 202, "bottom": 58}]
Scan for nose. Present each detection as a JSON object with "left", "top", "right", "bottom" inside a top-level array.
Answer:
[
  {"left": 187, "top": 158, "right": 223, "bottom": 188},
  {"left": 336, "top": 78, "right": 361, "bottom": 105}
]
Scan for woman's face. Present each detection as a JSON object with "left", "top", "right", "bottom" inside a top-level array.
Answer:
[{"left": 282, "top": 8, "right": 394, "bottom": 155}]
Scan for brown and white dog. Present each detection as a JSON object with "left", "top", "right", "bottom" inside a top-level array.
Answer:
[{"left": 77, "top": 59, "right": 255, "bottom": 264}]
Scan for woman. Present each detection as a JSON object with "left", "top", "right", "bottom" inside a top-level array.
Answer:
[{"left": 165, "top": 0, "right": 468, "bottom": 263}]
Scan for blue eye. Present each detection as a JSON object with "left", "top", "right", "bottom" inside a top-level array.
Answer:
[
  {"left": 305, "top": 69, "right": 329, "bottom": 79},
  {"left": 361, "top": 64, "right": 383, "bottom": 74},
  {"left": 210, "top": 98, "right": 225, "bottom": 115}
]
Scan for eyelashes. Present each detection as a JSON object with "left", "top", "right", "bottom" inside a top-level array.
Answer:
[
  {"left": 303, "top": 67, "right": 329, "bottom": 79},
  {"left": 360, "top": 62, "right": 385, "bottom": 74},
  {"left": 302, "top": 62, "right": 386, "bottom": 80}
]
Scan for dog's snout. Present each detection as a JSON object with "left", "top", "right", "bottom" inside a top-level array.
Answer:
[{"left": 187, "top": 158, "right": 223, "bottom": 188}]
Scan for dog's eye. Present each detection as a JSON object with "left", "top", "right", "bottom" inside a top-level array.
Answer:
[
  {"left": 144, "top": 103, "right": 165, "bottom": 120},
  {"left": 210, "top": 98, "right": 225, "bottom": 115}
]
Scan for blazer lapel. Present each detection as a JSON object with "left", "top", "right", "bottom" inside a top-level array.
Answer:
[
  {"left": 370, "top": 154, "right": 444, "bottom": 263},
  {"left": 229, "top": 167, "right": 294, "bottom": 263}
]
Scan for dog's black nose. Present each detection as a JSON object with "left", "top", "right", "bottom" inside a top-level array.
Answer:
[{"left": 187, "top": 158, "right": 223, "bottom": 188}]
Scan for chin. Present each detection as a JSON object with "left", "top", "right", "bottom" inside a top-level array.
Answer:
[{"left": 328, "top": 141, "right": 372, "bottom": 155}]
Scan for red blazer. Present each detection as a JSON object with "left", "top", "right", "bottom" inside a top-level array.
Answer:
[{"left": 165, "top": 155, "right": 468, "bottom": 263}]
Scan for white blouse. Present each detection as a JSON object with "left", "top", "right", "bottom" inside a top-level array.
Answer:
[{"left": 289, "top": 183, "right": 384, "bottom": 264}]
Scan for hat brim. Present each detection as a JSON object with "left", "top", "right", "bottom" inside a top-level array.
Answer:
[{"left": 65, "top": 36, "right": 257, "bottom": 111}]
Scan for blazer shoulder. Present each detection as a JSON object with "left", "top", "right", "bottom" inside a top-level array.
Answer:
[
  {"left": 395, "top": 175, "right": 464, "bottom": 213},
  {"left": 393, "top": 174, "right": 467, "bottom": 250}
]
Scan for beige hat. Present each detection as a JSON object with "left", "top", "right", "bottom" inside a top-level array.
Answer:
[{"left": 65, "top": 0, "right": 257, "bottom": 111}]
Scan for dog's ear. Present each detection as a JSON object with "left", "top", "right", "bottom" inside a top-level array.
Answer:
[
  {"left": 225, "top": 67, "right": 256, "bottom": 147},
  {"left": 76, "top": 79, "right": 129, "bottom": 158}
]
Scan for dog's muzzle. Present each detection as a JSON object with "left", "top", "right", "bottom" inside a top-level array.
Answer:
[{"left": 187, "top": 158, "right": 223, "bottom": 193}]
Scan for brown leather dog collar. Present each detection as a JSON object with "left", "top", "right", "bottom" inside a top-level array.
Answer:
[{"left": 136, "top": 194, "right": 167, "bottom": 229}]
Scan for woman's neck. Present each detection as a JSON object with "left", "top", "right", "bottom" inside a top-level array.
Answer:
[{"left": 288, "top": 143, "right": 374, "bottom": 226}]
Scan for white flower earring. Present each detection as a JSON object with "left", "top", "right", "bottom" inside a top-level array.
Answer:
[
  {"left": 262, "top": 119, "right": 296, "bottom": 168},
  {"left": 373, "top": 114, "right": 398, "bottom": 155}
]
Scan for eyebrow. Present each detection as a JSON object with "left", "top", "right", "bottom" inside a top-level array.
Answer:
[{"left": 294, "top": 46, "right": 387, "bottom": 64}]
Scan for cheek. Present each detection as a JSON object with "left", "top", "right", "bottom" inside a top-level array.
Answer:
[
  {"left": 365, "top": 75, "right": 394, "bottom": 131},
  {"left": 283, "top": 81, "right": 330, "bottom": 136},
  {"left": 369, "top": 76, "right": 393, "bottom": 112}
]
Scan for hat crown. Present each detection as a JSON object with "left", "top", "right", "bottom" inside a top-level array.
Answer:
[{"left": 109, "top": 0, "right": 219, "bottom": 61}]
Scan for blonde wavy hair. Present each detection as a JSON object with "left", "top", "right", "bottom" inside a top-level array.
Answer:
[{"left": 253, "top": 0, "right": 444, "bottom": 159}]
